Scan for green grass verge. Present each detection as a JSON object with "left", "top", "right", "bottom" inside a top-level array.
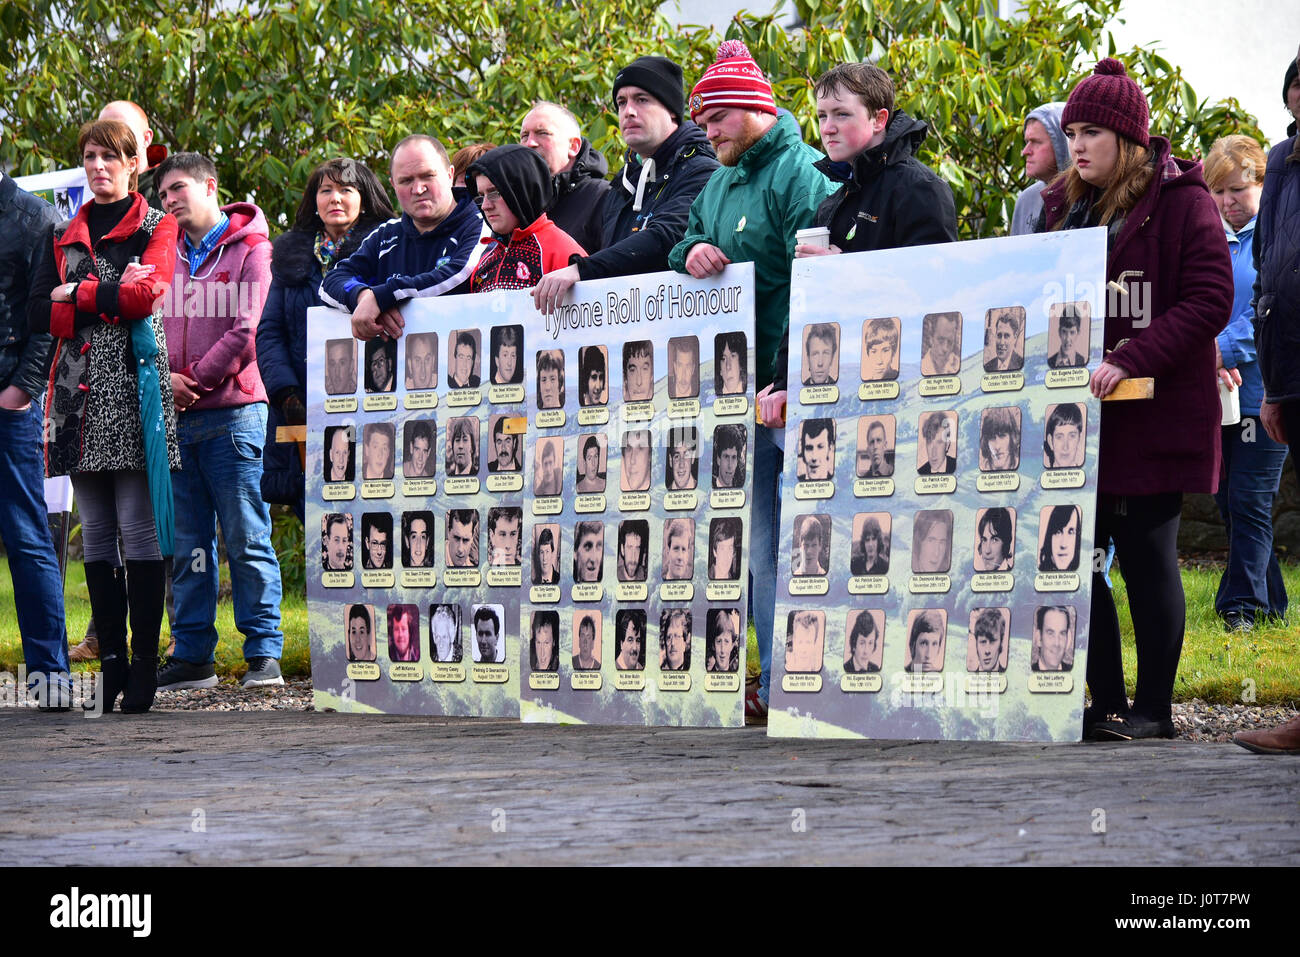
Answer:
[
  {"left": 0, "top": 558, "right": 309, "bottom": 680},
  {"left": 3, "top": 559, "right": 1298, "bottom": 702}
]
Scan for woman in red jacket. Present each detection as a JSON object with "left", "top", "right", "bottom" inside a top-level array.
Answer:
[
  {"left": 1043, "top": 60, "right": 1233, "bottom": 740},
  {"left": 28, "top": 118, "right": 179, "bottom": 714}
]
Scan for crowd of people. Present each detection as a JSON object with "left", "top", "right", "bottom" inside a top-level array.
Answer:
[{"left": 2, "top": 38, "right": 1299, "bottom": 753}]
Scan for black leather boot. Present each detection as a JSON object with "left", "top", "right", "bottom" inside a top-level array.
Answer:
[
  {"left": 120, "top": 559, "right": 166, "bottom": 714},
  {"left": 83, "top": 562, "right": 127, "bottom": 712}
]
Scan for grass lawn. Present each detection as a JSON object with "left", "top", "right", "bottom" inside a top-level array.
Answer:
[
  {"left": 0, "top": 558, "right": 309, "bottom": 680},
  {"left": 2, "top": 558, "right": 1297, "bottom": 703}
]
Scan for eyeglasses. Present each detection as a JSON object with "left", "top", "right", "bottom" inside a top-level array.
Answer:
[{"left": 474, "top": 189, "right": 503, "bottom": 207}]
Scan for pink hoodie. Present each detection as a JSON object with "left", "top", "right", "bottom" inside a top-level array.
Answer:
[{"left": 164, "top": 202, "right": 272, "bottom": 410}]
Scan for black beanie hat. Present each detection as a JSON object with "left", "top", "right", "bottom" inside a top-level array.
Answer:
[
  {"left": 612, "top": 56, "right": 684, "bottom": 122},
  {"left": 1283, "top": 56, "right": 1298, "bottom": 107},
  {"left": 466, "top": 145, "right": 555, "bottom": 233}
]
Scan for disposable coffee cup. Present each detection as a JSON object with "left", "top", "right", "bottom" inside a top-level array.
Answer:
[
  {"left": 796, "top": 226, "right": 831, "bottom": 250},
  {"left": 1219, "top": 377, "right": 1241, "bottom": 426}
]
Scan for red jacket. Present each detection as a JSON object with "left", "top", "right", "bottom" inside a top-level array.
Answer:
[
  {"left": 469, "top": 214, "right": 585, "bottom": 293},
  {"left": 27, "top": 193, "right": 180, "bottom": 476},
  {"left": 1043, "top": 137, "right": 1233, "bottom": 496}
]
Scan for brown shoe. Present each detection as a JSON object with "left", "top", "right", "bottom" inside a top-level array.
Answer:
[
  {"left": 68, "top": 636, "right": 100, "bottom": 662},
  {"left": 1233, "top": 714, "right": 1300, "bottom": 754}
]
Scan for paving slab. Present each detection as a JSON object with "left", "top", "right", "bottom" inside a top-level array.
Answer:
[{"left": 1, "top": 711, "right": 1297, "bottom": 866}]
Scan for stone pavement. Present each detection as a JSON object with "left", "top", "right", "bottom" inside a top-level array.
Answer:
[{"left": 2, "top": 710, "right": 1297, "bottom": 866}]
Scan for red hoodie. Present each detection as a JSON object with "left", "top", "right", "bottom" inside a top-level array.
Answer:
[
  {"left": 163, "top": 201, "right": 272, "bottom": 410},
  {"left": 470, "top": 213, "right": 586, "bottom": 293}
]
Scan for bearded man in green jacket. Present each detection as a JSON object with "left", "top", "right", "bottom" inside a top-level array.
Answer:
[{"left": 669, "top": 40, "right": 835, "bottom": 722}]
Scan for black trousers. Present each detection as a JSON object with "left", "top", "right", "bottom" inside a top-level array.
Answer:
[
  {"left": 1279, "top": 400, "right": 1300, "bottom": 485},
  {"left": 1087, "top": 492, "right": 1185, "bottom": 720}
]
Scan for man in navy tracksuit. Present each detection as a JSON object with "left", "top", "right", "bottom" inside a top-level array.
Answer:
[{"left": 321, "top": 134, "right": 487, "bottom": 341}]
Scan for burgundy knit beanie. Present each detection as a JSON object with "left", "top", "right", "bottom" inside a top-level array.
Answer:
[
  {"left": 688, "top": 40, "right": 777, "bottom": 120},
  {"left": 1062, "top": 58, "right": 1150, "bottom": 147}
]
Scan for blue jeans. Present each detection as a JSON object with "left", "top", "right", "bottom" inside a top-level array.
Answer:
[
  {"left": 0, "top": 403, "right": 70, "bottom": 678},
  {"left": 171, "top": 404, "right": 284, "bottom": 663},
  {"left": 1213, "top": 417, "right": 1288, "bottom": 622},
  {"left": 750, "top": 425, "right": 783, "bottom": 704}
]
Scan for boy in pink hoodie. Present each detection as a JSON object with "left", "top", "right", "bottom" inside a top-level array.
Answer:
[{"left": 154, "top": 152, "right": 285, "bottom": 692}]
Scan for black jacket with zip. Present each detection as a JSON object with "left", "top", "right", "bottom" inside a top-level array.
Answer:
[
  {"left": 812, "top": 109, "right": 957, "bottom": 254},
  {"left": 575, "top": 121, "right": 718, "bottom": 281}
]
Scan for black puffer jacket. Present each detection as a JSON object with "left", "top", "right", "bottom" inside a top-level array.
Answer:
[
  {"left": 548, "top": 137, "right": 610, "bottom": 255},
  {"left": 576, "top": 121, "right": 718, "bottom": 281},
  {"left": 812, "top": 109, "right": 957, "bottom": 253},
  {"left": 0, "top": 176, "right": 60, "bottom": 397},
  {"left": 1255, "top": 135, "right": 1300, "bottom": 404}
]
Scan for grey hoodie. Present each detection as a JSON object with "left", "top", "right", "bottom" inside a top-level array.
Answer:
[{"left": 1010, "top": 102, "right": 1068, "bottom": 235}]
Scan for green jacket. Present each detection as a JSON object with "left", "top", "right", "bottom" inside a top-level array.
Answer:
[{"left": 669, "top": 112, "right": 834, "bottom": 390}]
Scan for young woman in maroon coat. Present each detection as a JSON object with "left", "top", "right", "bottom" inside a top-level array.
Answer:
[{"left": 1042, "top": 60, "right": 1233, "bottom": 741}]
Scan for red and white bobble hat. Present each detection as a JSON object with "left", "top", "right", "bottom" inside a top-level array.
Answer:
[{"left": 688, "top": 40, "right": 777, "bottom": 120}]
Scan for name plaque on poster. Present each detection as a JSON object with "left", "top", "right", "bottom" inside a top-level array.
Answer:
[
  {"left": 488, "top": 384, "right": 524, "bottom": 405},
  {"left": 976, "top": 473, "right": 1019, "bottom": 492},
  {"left": 1041, "top": 469, "right": 1085, "bottom": 489},
  {"left": 799, "top": 385, "right": 838, "bottom": 406},
  {"left": 657, "top": 673, "right": 691, "bottom": 692},
  {"left": 710, "top": 489, "right": 745, "bottom": 509},
  {"left": 847, "top": 575, "right": 888, "bottom": 595},
  {"left": 714, "top": 395, "right": 748, "bottom": 417},
  {"left": 705, "top": 673, "right": 741, "bottom": 693},
  {"left": 446, "top": 387, "right": 482, "bottom": 408},
  {"left": 614, "top": 671, "right": 646, "bottom": 692},
  {"left": 663, "top": 490, "right": 697, "bottom": 511},
  {"left": 487, "top": 567, "right": 522, "bottom": 588},
  {"left": 854, "top": 478, "right": 894, "bottom": 497},
  {"left": 981, "top": 372, "right": 1024, "bottom": 393},
  {"left": 472, "top": 664, "right": 509, "bottom": 684},
  {"left": 918, "top": 376, "right": 959, "bottom": 396},
  {"left": 705, "top": 582, "right": 742, "bottom": 602},
  {"left": 858, "top": 381, "right": 900, "bottom": 401},
  {"left": 1034, "top": 571, "right": 1080, "bottom": 592},
  {"left": 795, "top": 480, "right": 834, "bottom": 500},
  {"left": 401, "top": 568, "right": 436, "bottom": 588},
  {"left": 443, "top": 477, "right": 479, "bottom": 495},
  {"left": 782, "top": 673, "right": 823, "bottom": 693},
  {"left": 486, "top": 474, "right": 522, "bottom": 493},
  {"left": 361, "top": 480, "right": 394, "bottom": 499},
  {"left": 363, "top": 395, "right": 397, "bottom": 412},
  {"left": 1045, "top": 368, "right": 1089, "bottom": 389},
  {"left": 840, "top": 673, "right": 883, "bottom": 693},
  {"left": 402, "top": 479, "right": 437, "bottom": 497},
  {"left": 616, "top": 582, "right": 648, "bottom": 602},
  {"left": 323, "top": 483, "right": 355, "bottom": 501},
  {"left": 1028, "top": 673, "right": 1074, "bottom": 693},
  {"left": 404, "top": 391, "right": 437, "bottom": 410},
  {"left": 443, "top": 568, "right": 481, "bottom": 588},
  {"left": 361, "top": 570, "right": 395, "bottom": 589},
  {"left": 431, "top": 663, "right": 467, "bottom": 683}
]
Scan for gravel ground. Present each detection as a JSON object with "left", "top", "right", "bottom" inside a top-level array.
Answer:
[{"left": 20, "top": 678, "right": 1294, "bottom": 743}]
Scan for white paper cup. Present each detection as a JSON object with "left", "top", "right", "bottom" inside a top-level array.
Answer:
[{"left": 796, "top": 226, "right": 831, "bottom": 250}]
